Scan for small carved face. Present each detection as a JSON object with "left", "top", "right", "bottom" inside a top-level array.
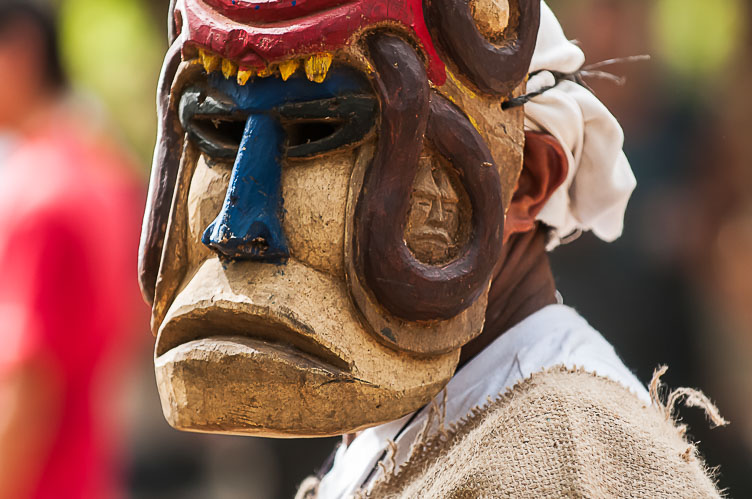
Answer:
[
  {"left": 140, "top": 0, "right": 537, "bottom": 437},
  {"left": 406, "top": 155, "right": 463, "bottom": 264}
]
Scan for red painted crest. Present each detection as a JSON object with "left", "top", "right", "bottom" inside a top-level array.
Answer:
[
  {"left": 177, "top": 0, "right": 447, "bottom": 84},
  {"left": 202, "top": 0, "right": 351, "bottom": 22}
]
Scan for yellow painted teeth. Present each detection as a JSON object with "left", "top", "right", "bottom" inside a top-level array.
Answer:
[
  {"left": 197, "top": 50, "right": 334, "bottom": 84},
  {"left": 278, "top": 59, "right": 299, "bottom": 81},
  {"left": 304, "top": 53, "right": 333, "bottom": 83},
  {"left": 222, "top": 59, "right": 238, "bottom": 79},
  {"left": 199, "top": 48, "right": 220, "bottom": 73},
  {"left": 237, "top": 69, "right": 254, "bottom": 86},
  {"left": 257, "top": 65, "right": 274, "bottom": 78}
]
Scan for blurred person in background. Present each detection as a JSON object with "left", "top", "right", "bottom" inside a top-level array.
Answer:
[{"left": 0, "top": 2, "right": 146, "bottom": 498}]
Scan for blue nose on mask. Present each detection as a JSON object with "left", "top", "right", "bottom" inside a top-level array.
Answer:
[
  {"left": 202, "top": 113, "right": 287, "bottom": 259},
  {"left": 199, "top": 68, "right": 371, "bottom": 262}
]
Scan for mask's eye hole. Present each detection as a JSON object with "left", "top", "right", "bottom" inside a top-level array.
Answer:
[
  {"left": 285, "top": 120, "right": 343, "bottom": 148},
  {"left": 188, "top": 116, "right": 246, "bottom": 156},
  {"left": 178, "top": 86, "right": 246, "bottom": 159},
  {"left": 278, "top": 95, "right": 376, "bottom": 158}
]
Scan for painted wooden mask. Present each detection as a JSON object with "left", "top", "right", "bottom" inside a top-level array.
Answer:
[{"left": 139, "top": 0, "right": 539, "bottom": 436}]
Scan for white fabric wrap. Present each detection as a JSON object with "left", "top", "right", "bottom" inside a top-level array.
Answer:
[{"left": 525, "top": 1, "right": 636, "bottom": 249}]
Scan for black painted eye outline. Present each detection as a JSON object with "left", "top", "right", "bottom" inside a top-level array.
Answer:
[
  {"left": 278, "top": 95, "right": 377, "bottom": 158},
  {"left": 178, "top": 85, "right": 377, "bottom": 160},
  {"left": 178, "top": 86, "right": 244, "bottom": 159}
]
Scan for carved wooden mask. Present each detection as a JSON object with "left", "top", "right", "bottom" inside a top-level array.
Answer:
[{"left": 139, "top": 0, "right": 539, "bottom": 437}]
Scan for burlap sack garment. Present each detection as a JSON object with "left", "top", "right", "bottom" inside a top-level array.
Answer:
[{"left": 298, "top": 367, "right": 724, "bottom": 498}]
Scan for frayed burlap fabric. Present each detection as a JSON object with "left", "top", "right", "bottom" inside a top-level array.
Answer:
[
  {"left": 296, "top": 367, "right": 724, "bottom": 499},
  {"left": 300, "top": 368, "right": 723, "bottom": 498},
  {"left": 358, "top": 367, "right": 722, "bottom": 498}
]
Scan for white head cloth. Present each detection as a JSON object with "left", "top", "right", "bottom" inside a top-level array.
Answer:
[{"left": 525, "top": 1, "right": 636, "bottom": 249}]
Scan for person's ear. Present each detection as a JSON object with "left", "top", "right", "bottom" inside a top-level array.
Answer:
[{"left": 504, "top": 131, "right": 569, "bottom": 240}]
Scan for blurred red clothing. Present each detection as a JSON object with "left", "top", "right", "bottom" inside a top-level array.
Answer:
[{"left": 0, "top": 111, "right": 146, "bottom": 498}]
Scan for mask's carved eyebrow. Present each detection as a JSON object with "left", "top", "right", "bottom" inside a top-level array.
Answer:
[{"left": 413, "top": 181, "right": 460, "bottom": 203}]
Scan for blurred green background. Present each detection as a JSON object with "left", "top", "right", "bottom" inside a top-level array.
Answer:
[
  {"left": 58, "top": 0, "right": 165, "bottom": 168},
  {"left": 52, "top": 0, "right": 752, "bottom": 497}
]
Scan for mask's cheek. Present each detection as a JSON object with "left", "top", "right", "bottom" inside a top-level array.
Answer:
[
  {"left": 281, "top": 151, "right": 353, "bottom": 276},
  {"left": 186, "top": 155, "right": 231, "bottom": 270}
]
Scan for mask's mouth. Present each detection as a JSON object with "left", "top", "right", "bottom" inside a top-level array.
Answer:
[
  {"left": 156, "top": 304, "right": 351, "bottom": 373},
  {"left": 410, "top": 228, "right": 454, "bottom": 246}
]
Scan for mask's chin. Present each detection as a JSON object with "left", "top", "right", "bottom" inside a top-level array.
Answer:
[{"left": 154, "top": 256, "right": 460, "bottom": 437}]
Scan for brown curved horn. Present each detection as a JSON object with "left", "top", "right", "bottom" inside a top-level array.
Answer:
[
  {"left": 424, "top": 0, "right": 541, "bottom": 95},
  {"left": 138, "top": 40, "right": 183, "bottom": 305},
  {"left": 355, "top": 33, "right": 504, "bottom": 322}
]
